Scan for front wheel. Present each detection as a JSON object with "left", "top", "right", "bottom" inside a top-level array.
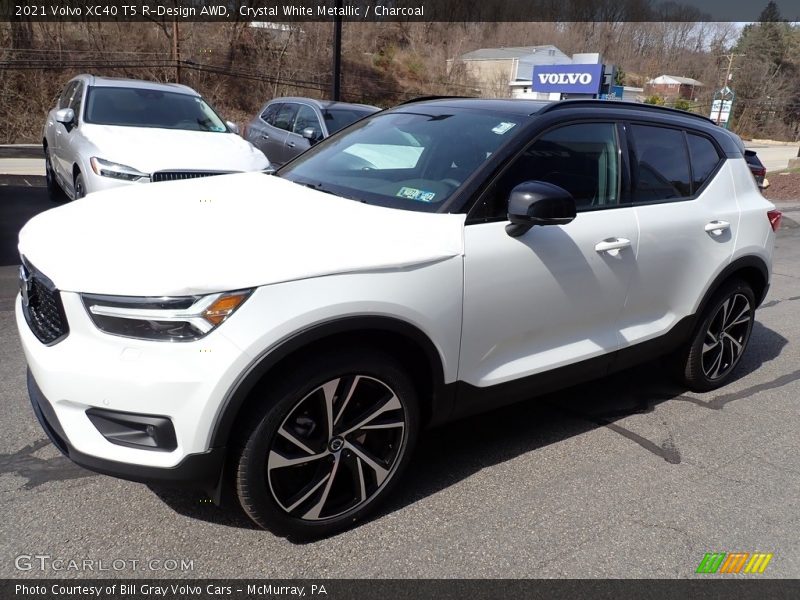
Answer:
[
  {"left": 235, "top": 350, "right": 419, "bottom": 539},
  {"left": 73, "top": 171, "right": 86, "bottom": 199},
  {"left": 672, "top": 279, "right": 755, "bottom": 392}
]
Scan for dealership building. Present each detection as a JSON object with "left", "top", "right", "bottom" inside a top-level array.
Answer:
[{"left": 451, "top": 45, "right": 643, "bottom": 101}]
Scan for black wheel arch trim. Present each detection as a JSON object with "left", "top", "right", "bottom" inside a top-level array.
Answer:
[
  {"left": 209, "top": 316, "right": 452, "bottom": 448},
  {"left": 696, "top": 255, "right": 770, "bottom": 317}
]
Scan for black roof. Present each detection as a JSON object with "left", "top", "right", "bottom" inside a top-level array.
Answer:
[{"left": 391, "top": 97, "right": 741, "bottom": 156}]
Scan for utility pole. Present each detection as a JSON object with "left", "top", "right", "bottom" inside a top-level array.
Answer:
[
  {"left": 172, "top": 19, "right": 181, "bottom": 84},
  {"left": 331, "top": 0, "right": 342, "bottom": 101},
  {"left": 715, "top": 53, "right": 743, "bottom": 126}
]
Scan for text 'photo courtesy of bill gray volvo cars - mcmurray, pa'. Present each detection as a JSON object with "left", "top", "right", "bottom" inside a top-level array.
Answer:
[{"left": 18, "top": 98, "right": 780, "bottom": 539}]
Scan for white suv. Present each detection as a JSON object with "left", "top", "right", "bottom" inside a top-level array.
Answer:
[{"left": 17, "top": 99, "right": 781, "bottom": 539}]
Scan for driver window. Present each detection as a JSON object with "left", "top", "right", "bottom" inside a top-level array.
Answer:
[
  {"left": 473, "top": 122, "right": 620, "bottom": 221},
  {"left": 68, "top": 82, "right": 84, "bottom": 122},
  {"left": 292, "top": 104, "right": 322, "bottom": 138}
]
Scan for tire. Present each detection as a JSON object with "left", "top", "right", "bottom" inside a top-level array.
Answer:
[
  {"left": 672, "top": 279, "right": 755, "bottom": 392},
  {"left": 73, "top": 171, "right": 86, "bottom": 199},
  {"left": 44, "top": 146, "right": 67, "bottom": 202},
  {"left": 234, "top": 349, "right": 420, "bottom": 539}
]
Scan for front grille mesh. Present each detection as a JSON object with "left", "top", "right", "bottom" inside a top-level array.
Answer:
[
  {"left": 23, "top": 268, "right": 69, "bottom": 345},
  {"left": 151, "top": 171, "right": 230, "bottom": 183}
]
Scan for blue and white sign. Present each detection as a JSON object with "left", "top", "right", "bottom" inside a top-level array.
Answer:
[{"left": 532, "top": 64, "right": 603, "bottom": 95}]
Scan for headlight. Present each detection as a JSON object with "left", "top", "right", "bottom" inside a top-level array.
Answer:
[
  {"left": 90, "top": 157, "right": 149, "bottom": 182},
  {"left": 81, "top": 290, "right": 252, "bottom": 341}
]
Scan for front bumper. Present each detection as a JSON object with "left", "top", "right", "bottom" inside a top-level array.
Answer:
[{"left": 27, "top": 368, "right": 225, "bottom": 489}]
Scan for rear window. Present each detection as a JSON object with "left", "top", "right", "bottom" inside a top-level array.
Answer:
[
  {"left": 323, "top": 108, "right": 377, "bottom": 134},
  {"left": 687, "top": 134, "right": 721, "bottom": 193},
  {"left": 629, "top": 124, "right": 692, "bottom": 202}
]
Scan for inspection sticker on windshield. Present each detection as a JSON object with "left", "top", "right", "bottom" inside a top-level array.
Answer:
[
  {"left": 397, "top": 187, "right": 436, "bottom": 202},
  {"left": 492, "top": 122, "right": 516, "bottom": 135}
]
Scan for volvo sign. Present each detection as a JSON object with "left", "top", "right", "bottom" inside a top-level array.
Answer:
[{"left": 532, "top": 64, "right": 603, "bottom": 95}]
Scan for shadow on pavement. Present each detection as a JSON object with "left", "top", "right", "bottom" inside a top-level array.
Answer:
[{"left": 149, "top": 321, "right": 789, "bottom": 538}]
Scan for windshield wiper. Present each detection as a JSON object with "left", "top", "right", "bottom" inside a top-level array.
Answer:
[{"left": 301, "top": 182, "right": 363, "bottom": 202}]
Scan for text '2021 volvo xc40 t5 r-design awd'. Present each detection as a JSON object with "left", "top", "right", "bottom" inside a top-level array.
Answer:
[{"left": 17, "top": 99, "right": 781, "bottom": 539}]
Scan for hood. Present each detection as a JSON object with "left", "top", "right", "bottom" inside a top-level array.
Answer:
[
  {"left": 83, "top": 124, "right": 269, "bottom": 173},
  {"left": 18, "top": 173, "right": 465, "bottom": 296}
]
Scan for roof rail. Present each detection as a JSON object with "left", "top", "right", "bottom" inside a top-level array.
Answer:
[
  {"left": 540, "top": 99, "right": 716, "bottom": 125},
  {"left": 398, "top": 95, "right": 474, "bottom": 105}
]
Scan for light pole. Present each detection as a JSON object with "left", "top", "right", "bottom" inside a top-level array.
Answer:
[{"left": 331, "top": 0, "right": 342, "bottom": 101}]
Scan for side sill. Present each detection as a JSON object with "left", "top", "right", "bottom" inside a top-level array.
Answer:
[{"left": 447, "top": 314, "right": 695, "bottom": 423}]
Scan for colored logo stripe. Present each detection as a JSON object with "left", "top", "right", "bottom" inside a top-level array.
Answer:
[
  {"left": 720, "top": 553, "right": 749, "bottom": 573},
  {"left": 697, "top": 553, "right": 726, "bottom": 573},
  {"left": 744, "top": 553, "right": 773, "bottom": 574},
  {"left": 696, "top": 552, "right": 773, "bottom": 574}
]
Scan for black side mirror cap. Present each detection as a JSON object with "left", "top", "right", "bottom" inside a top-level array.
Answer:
[{"left": 506, "top": 181, "right": 577, "bottom": 237}]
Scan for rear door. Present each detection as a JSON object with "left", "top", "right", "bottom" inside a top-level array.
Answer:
[
  {"left": 618, "top": 123, "right": 738, "bottom": 346},
  {"left": 248, "top": 102, "right": 293, "bottom": 165}
]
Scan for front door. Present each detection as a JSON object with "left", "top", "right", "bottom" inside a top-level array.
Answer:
[{"left": 459, "top": 121, "right": 639, "bottom": 394}]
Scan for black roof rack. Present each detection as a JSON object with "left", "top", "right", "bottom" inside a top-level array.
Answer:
[
  {"left": 398, "top": 95, "right": 474, "bottom": 105},
  {"left": 540, "top": 99, "right": 716, "bottom": 125}
]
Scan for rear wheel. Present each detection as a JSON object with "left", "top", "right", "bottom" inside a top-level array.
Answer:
[
  {"left": 235, "top": 349, "right": 419, "bottom": 539},
  {"left": 673, "top": 279, "right": 755, "bottom": 392}
]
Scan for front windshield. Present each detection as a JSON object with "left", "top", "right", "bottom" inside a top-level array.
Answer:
[
  {"left": 279, "top": 108, "right": 525, "bottom": 212},
  {"left": 84, "top": 87, "right": 228, "bottom": 132}
]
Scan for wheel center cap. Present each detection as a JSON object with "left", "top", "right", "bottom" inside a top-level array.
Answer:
[{"left": 328, "top": 437, "right": 344, "bottom": 452}]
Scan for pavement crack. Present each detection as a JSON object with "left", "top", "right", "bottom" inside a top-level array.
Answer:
[
  {"left": 547, "top": 402, "right": 681, "bottom": 464},
  {"left": 676, "top": 369, "right": 800, "bottom": 410},
  {"left": 760, "top": 294, "right": 800, "bottom": 308}
]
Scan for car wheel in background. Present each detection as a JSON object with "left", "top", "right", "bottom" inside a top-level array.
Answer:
[
  {"left": 672, "top": 279, "right": 756, "bottom": 392},
  {"left": 235, "top": 349, "right": 419, "bottom": 539},
  {"left": 73, "top": 171, "right": 86, "bottom": 199}
]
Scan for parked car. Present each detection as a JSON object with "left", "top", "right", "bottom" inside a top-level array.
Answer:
[
  {"left": 43, "top": 75, "right": 269, "bottom": 200},
  {"left": 19, "top": 98, "right": 780, "bottom": 539},
  {"left": 744, "top": 149, "right": 770, "bottom": 190},
  {"left": 244, "top": 97, "right": 379, "bottom": 167}
]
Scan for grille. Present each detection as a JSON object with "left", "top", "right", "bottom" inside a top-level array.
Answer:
[
  {"left": 21, "top": 264, "right": 69, "bottom": 345},
  {"left": 151, "top": 171, "right": 231, "bottom": 183}
]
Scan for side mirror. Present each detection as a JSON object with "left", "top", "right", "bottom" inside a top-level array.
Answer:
[
  {"left": 55, "top": 108, "right": 75, "bottom": 125},
  {"left": 506, "top": 181, "right": 576, "bottom": 238},
  {"left": 302, "top": 127, "right": 321, "bottom": 144},
  {"left": 226, "top": 121, "right": 240, "bottom": 135}
]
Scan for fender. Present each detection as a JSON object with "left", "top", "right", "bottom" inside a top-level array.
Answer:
[
  {"left": 694, "top": 254, "right": 770, "bottom": 318},
  {"left": 208, "top": 316, "right": 451, "bottom": 448}
]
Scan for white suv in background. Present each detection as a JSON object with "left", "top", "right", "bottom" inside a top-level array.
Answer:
[
  {"left": 18, "top": 99, "right": 780, "bottom": 539},
  {"left": 43, "top": 74, "right": 269, "bottom": 200}
]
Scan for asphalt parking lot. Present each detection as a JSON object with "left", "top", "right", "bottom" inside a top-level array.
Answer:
[{"left": 1, "top": 178, "right": 799, "bottom": 579}]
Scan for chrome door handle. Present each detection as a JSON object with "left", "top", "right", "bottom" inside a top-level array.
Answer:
[
  {"left": 595, "top": 238, "right": 632, "bottom": 255},
  {"left": 260, "top": 134, "right": 269, "bottom": 139},
  {"left": 704, "top": 220, "right": 730, "bottom": 236},
  {"left": 287, "top": 142, "right": 296, "bottom": 148}
]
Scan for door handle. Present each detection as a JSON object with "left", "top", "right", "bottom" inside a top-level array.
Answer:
[
  {"left": 704, "top": 220, "right": 730, "bottom": 236},
  {"left": 595, "top": 238, "right": 632, "bottom": 255},
  {"left": 260, "top": 134, "right": 269, "bottom": 139},
  {"left": 287, "top": 141, "right": 296, "bottom": 148}
]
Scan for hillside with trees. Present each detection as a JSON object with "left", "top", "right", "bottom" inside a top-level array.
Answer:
[{"left": 2, "top": 5, "right": 799, "bottom": 142}]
